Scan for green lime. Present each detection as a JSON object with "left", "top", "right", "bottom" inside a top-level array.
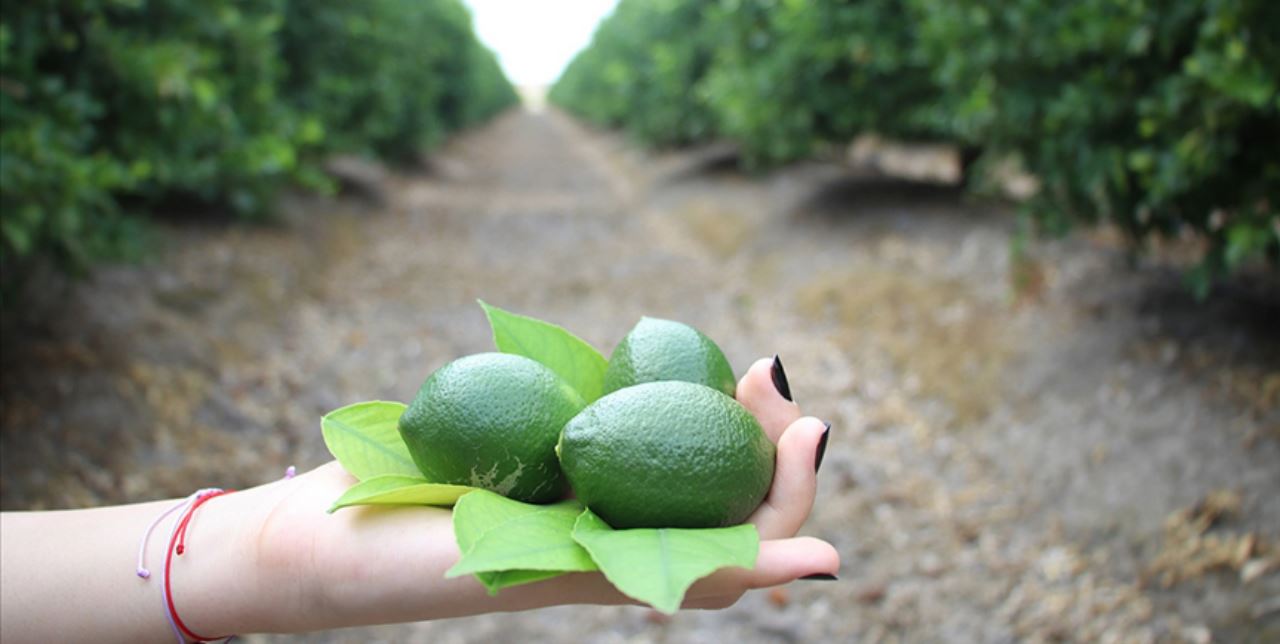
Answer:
[
  {"left": 557, "top": 380, "right": 774, "bottom": 528},
  {"left": 398, "top": 352, "right": 585, "bottom": 503},
  {"left": 603, "top": 317, "right": 736, "bottom": 397}
]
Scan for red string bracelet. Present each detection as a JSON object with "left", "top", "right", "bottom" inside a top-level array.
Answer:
[
  {"left": 164, "top": 488, "right": 236, "bottom": 642},
  {"left": 137, "top": 466, "right": 296, "bottom": 644}
]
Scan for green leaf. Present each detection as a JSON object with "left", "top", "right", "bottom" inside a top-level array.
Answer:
[
  {"left": 328, "top": 475, "right": 476, "bottom": 513},
  {"left": 448, "top": 490, "right": 597, "bottom": 594},
  {"left": 478, "top": 300, "right": 608, "bottom": 403},
  {"left": 472, "top": 569, "right": 564, "bottom": 594},
  {"left": 1225, "top": 222, "right": 1269, "bottom": 269},
  {"left": 571, "top": 509, "right": 759, "bottom": 614},
  {"left": 320, "top": 401, "right": 420, "bottom": 481}
]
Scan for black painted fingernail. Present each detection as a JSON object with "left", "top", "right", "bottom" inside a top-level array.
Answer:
[
  {"left": 815, "top": 422, "right": 830, "bottom": 474},
  {"left": 771, "top": 354, "right": 793, "bottom": 402},
  {"left": 800, "top": 573, "right": 838, "bottom": 581}
]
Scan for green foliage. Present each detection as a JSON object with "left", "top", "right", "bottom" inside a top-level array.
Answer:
[
  {"left": 280, "top": 0, "right": 517, "bottom": 163},
  {"left": 911, "top": 0, "right": 1279, "bottom": 287},
  {"left": 447, "top": 492, "right": 597, "bottom": 591},
  {"left": 702, "top": 0, "right": 945, "bottom": 166},
  {"left": 0, "top": 1, "right": 516, "bottom": 285},
  {"left": 572, "top": 507, "right": 759, "bottom": 614},
  {"left": 442, "top": 490, "right": 761, "bottom": 609},
  {"left": 549, "top": 0, "right": 716, "bottom": 146},
  {"left": 551, "top": 0, "right": 1279, "bottom": 286},
  {"left": 552, "top": 0, "right": 946, "bottom": 163},
  {"left": 320, "top": 401, "right": 421, "bottom": 480},
  {"left": 328, "top": 475, "right": 474, "bottom": 513}
]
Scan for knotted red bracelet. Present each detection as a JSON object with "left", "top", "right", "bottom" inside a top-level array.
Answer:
[
  {"left": 137, "top": 466, "right": 295, "bottom": 643},
  {"left": 167, "top": 488, "right": 236, "bottom": 642}
]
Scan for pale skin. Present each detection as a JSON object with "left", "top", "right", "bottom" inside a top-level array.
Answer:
[{"left": 0, "top": 358, "right": 839, "bottom": 641}]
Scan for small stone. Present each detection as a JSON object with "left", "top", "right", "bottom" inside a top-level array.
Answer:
[
  {"left": 1233, "top": 533, "right": 1256, "bottom": 567},
  {"left": 1252, "top": 595, "right": 1280, "bottom": 619},
  {"left": 1240, "top": 558, "right": 1277, "bottom": 584},
  {"left": 768, "top": 587, "right": 790, "bottom": 608},
  {"left": 855, "top": 583, "right": 887, "bottom": 604},
  {"left": 1038, "top": 546, "right": 1084, "bottom": 582},
  {"left": 918, "top": 553, "right": 945, "bottom": 577},
  {"left": 1182, "top": 625, "right": 1212, "bottom": 644},
  {"left": 644, "top": 610, "right": 671, "bottom": 625}
]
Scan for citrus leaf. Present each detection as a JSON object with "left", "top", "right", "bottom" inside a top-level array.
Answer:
[
  {"left": 571, "top": 509, "right": 759, "bottom": 614},
  {"left": 472, "top": 569, "right": 563, "bottom": 594},
  {"left": 478, "top": 300, "right": 608, "bottom": 403},
  {"left": 448, "top": 490, "right": 597, "bottom": 594},
  {"left": 320, "top": 401, "right": 420, "bottom": 480},
  {"left": 328, "top": 475, "right": 476, "bottom": 513},
  {"left": 449, "top": 502, "right": 596, "bottom": 576}
]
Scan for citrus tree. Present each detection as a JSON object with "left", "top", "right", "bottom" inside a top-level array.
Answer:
[
  {"left": 702, "top": 0, "right": 949, "bottom": 167},
  {"left": 911, "top": 0, "right": 1279, "bottom": 292},
  {"left": 551, "top": 0, "right": 1279, "bottom": 290},
  {"left": 0, "top": 0, "right": 517, "bottom": 288},
  {"left": 550, "top": 0, "right": 717, "bottom": 147}
]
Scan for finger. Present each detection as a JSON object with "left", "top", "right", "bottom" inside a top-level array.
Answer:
[
  {"left": 684, "top": 536, "right": 841, "bottom": 606},
  {"left": 749, "top": 416, "right": 828, "bottom": 540},
  {"left": 736, "top": 357, "right": 802, "bottom": 443}
]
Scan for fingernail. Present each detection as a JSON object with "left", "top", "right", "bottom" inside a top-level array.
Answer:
[
  {"left": 815, "top": 422, "right": 830, "bottom": 474},
  {"left": 771, "top": 354, "right": 793, "bottom": 402},
  {"left": 800, "top": 573, "right": 838, "bottom": 581}
]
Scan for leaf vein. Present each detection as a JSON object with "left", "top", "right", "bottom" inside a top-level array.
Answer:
[{"left": 326, "top": 415, "right": 414, "bottom": 468}]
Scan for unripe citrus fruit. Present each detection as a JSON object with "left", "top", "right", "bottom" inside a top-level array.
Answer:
[
  {"left": 398, "top": 352, "right": 585, "bottom": 503},
  {"left": 557, "top": 381, "right": 774, "bottom": 528},
  {"left": 603, "top": 317, "right": 736, "bottom": 397}
]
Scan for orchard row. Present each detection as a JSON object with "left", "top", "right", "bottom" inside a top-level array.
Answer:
[
  {"left": 551, "top": 0, "right": 1279, "bottom": 292},
  {"left": 1, "top": 1, "right": 518, "bottom": 281}
]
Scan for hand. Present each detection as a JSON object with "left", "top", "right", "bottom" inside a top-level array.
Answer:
[{"left": 214, "top": 357, "right": 838, "bottom": 634}]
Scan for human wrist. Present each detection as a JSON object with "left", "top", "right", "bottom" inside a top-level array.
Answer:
[{"left": 166, "top": 484, "right": 278, "bottom": 638}]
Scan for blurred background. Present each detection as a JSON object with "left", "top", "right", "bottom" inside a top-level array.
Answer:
[{"left": 2, "top": 0, "right": 1278, "bottom": 641}]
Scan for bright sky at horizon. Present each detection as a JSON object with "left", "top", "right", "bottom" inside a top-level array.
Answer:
[{"left": 464, "top": 0, "right": 619, "bottom": 87}]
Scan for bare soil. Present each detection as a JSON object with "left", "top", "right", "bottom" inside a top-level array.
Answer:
[{"left": 3, "top": 109, "right": 1278, "bottom": 642}]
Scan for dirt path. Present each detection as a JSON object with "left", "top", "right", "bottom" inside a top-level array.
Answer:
[{"left": 3, "top": 109, "right": 1277, "bottom": 642}]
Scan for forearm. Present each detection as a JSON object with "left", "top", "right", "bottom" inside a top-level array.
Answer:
[
  {"left": 0, "top": 487, "right": 268, "bottom": 643},
  {"left": 0, "top": 467, "right": 524, "bottom": 643}
]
